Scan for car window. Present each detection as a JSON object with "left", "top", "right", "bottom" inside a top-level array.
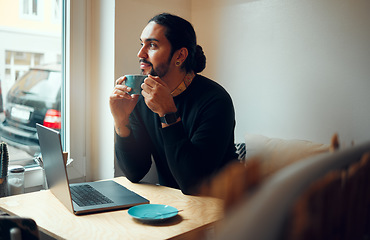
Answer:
[{"left": 12, "top": 70, "right": 61, "bottom": 101}]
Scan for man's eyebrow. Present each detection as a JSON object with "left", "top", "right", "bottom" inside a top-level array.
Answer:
[{"left": 140, "top": 38, "right": 159, "bottom": 42}]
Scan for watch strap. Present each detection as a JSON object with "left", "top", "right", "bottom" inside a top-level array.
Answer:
[{"left": 159, "top": 112, "right": 180, "bottom": 125}]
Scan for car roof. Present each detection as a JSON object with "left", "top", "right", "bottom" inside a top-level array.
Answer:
[{"left": 30, "top": 63, "right": 61, "bottom": 72}]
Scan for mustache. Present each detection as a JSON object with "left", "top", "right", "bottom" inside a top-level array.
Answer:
[{"left": 139, "top": 59, "right": 152, "bottom": 66}]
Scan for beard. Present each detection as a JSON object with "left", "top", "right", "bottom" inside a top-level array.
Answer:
[
  {"left": 139, "top": 57, "right": 171, "bottom": 78},
  {"left": 149, "top": 67, "right": 159, "bottom": 77}
]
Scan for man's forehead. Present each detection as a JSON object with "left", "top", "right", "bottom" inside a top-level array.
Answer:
[{"left": 140, "top": 22, "right": 167, "bottom": 42}]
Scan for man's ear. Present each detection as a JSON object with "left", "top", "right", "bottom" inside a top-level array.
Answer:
[{"left": 175, "top": 47, "right": 188, "bottom": 64}]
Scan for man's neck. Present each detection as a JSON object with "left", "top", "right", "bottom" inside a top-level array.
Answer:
[{"left": 162, "top": 70, "right": 189, "bottom": 93}]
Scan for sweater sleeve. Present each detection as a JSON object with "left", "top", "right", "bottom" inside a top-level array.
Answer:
[
  {"left": 114, "top": 113, "right": 153, "bottom": 183},
  {"left": 160, "top": 95, "right": 236, "bottom": 194}
]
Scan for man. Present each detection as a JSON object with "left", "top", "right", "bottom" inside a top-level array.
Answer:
[{"left": 110, "top": 13, "right": 237, "bottom": 195}]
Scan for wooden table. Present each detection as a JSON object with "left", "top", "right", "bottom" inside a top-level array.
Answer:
[{"left": 0, "top": 177, "right": 223, "bottom": 240}]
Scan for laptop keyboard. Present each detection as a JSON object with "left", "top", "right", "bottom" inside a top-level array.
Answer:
[{"left": 70, "top": 184, "right": 114, "bottom": 207}]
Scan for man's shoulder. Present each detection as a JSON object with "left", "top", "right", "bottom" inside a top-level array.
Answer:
[
  {"left": 192, "top": 75, "right": 232, "bottom": 97},
  {"left": 194, "top": 74, "right": 218, "bottom": 85}
]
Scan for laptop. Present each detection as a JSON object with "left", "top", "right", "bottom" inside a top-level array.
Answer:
[{"left": 36, "top": 124, "right": 149, "bottom": 215}]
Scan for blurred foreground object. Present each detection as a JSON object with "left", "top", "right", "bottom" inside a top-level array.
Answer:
[{"left": 0, "top": 142, "right": 9, "bottom": 197}]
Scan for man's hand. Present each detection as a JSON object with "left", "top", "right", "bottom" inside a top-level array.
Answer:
[
  {"left": 109, "top": 76, "right": 139, "bottom": 137},
  {"left": 141, "top": 75, "right": 177, "bottom": 117}
]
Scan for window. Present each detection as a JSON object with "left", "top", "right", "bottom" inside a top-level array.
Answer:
[
  {"left": 23, "top": 0, "right": 38, "bottom": 16},
  {"left": 0, "top": 0, "right": 63, "bottom": 188},
  {"left": 52, "top": 0, "right": 62, "bottom": 23},
  {"left": 20, "top": 0, "right": 43, "bottom": 20},
  {"left": 5, "top": 51, "right": 44, "bottom": 81},
  {"left": 2, "top": 0, "right": 115, "bottom": 191}
]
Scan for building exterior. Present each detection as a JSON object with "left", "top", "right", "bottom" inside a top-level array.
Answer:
[{"left": 0, "top": 0, "right": 61, "bottom": 106}]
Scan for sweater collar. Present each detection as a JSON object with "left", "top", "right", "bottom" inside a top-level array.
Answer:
[{"left": 171, "top": 72, "right": 195, "bottom": 97}]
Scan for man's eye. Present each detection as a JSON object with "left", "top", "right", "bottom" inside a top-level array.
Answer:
[{"left": 150, "top": 43, "right": 156, "bottom": 47}]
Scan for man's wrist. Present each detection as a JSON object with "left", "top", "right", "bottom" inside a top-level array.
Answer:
[
  {"left": 159, "top": 112, "right": 180, "bottom": 125},
  {"left": 115, "top": 125, "right": 131, "bottom": 137},
  {"left": 115, "top": 119, "right": 131, "bottom": 137}
]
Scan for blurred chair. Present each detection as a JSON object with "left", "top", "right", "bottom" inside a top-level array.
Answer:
[
  {"left": 343, "top": 152, "right": 370, "bottom": 240},
  {"left": 284, "top": 169, "right": 345, "bottom": 239},
  {"left": 199, "top": 158, "right": 261, "bottom": 212},
  {"left": 283, "top": 151, "right": 370, "bottom": 240},
  {"left": 0, "top": 216, "right": 39, "bottom": 240},
  {"left": 198, "top": 134, "right": 339, "bottom": 213},
  {"left": 214, "top": 140, "right": 370, "bottom": 240}
]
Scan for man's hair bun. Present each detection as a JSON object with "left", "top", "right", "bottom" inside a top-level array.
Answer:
[{"left": 194, "top": 45, "right": 206, "bottom": 73}]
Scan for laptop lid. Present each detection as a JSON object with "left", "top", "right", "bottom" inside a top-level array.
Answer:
[{"left": 36, "top": 124, "right": 149, "bottom": 215}]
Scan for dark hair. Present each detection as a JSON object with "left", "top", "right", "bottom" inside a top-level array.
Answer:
[{"left": 149, "top": 13, "right": 206, "bottom": 73}]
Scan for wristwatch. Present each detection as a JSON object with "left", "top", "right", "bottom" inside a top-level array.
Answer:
[{"left": 159, "top": 112, "right": 180, "bottom": 125}]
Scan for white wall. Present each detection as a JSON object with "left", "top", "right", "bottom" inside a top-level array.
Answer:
[{"left": 191, "top": 0, "right": 370, "bottom": 146}]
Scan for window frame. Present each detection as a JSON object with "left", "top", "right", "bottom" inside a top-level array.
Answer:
[{"left": 62, "top": 0, "right": 87, "bottom": 181}]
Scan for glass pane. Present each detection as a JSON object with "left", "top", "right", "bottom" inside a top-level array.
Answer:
[
  {"left": 32, "top": 0, "right": 38, "bottom": 15},
  {"left": 0, "top": 0, "right": 63, "bottom": 168},
  {"left": 14, "top": 52, "right": 31, "bottom": 65},
  {"left": 54, "top": 0, "right": 61, "bottom": 20},
  {"left": 5, "top": 51, "right": 11, "bottom": 65},
  {"left": 34, "top": 53, "right": 43, "bottom": 65},
  {"left": 23, "top": 0, "right": 29, "bottom": 15}
]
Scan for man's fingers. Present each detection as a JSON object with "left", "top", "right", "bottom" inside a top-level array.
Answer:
[{"left": 115, "top": 76, "right": 126, "bottom": 86}]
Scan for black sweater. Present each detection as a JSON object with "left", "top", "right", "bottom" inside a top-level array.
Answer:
[{"left": 115, "top": 75, "right": 238, "bottom": 194}]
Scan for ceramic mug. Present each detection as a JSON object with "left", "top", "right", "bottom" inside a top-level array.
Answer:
[{"left": 125, "top": 74, "right": 147, "bottom": 95}]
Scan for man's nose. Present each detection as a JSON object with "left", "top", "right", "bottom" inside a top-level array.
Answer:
[{"left": 137, "top": 46, "right": 147, "bottom": 59}]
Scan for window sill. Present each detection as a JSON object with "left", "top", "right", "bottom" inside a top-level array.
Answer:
[
  {"left": 24, "top": 166, "right": 45, "bottom": 193},
  {"left": 24, "top": 162, "right": 85, "bottom": 193}
]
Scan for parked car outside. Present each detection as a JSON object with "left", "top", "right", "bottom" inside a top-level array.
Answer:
[{"left": 0, "top": 64, "right": 61, "bottom": 157}]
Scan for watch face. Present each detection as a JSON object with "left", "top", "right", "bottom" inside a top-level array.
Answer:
[
  {"left": 165, "top": 113, "right": 177, "bottom": 124},
  {"left": 161, "top": 112, "right": 179, "bottom": 124}
]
